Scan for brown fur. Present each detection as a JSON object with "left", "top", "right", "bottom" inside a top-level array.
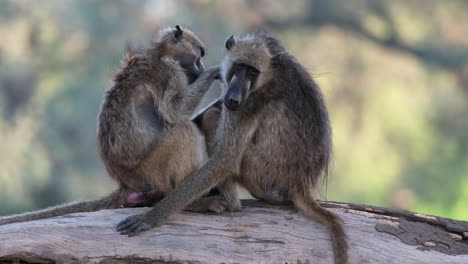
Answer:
[
  {"left": 0, "top": 26, "right": 222, "bottom": 226},
  {"left": 116, "top": 32, "right": 348, "bottom": 264}
]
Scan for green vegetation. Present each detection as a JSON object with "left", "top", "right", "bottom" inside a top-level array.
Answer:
[{"left": 0, "top": 0, "right": 467, "bottom": 220}]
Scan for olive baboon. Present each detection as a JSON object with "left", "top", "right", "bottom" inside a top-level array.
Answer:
[
  {"left": 0, "top": 26, "right": 224, "bottom": 226},
  {"left": 117, "top": 32, "right": 348, "bottom": 264}
]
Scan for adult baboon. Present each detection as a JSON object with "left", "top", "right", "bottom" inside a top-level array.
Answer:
[
  {"left": 117, "top": 32, "right": 348, "bottom": 263},
  {"left": 0, "top": 26, "right": 224, "bottom": 226}
]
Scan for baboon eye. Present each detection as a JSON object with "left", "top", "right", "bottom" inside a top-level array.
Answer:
[
  {"left": 248, "top": 67, "right": 260, "bottom": 75},
  {"left": 200, "top": 48, "right": 205, "bottom": 58}
]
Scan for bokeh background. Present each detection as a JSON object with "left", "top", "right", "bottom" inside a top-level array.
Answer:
[{"left": 0, "top": 0, "right": 467, "bottom": 220}]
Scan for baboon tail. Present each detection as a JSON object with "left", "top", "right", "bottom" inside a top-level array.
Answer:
[
  {"left": 292, "top": 192, "right": 348, "bottom": 264},
  {"left": 0, "top": 190, "right": 122, "bottom": 226}
]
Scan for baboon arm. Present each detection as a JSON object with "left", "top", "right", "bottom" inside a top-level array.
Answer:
[
  {"left": 190, "top": 97, "right": 222, "bottom": 125},
  {"left": 161, "top": 67, "right": 220, "bottom": 121},
  {"left": 145, "top": 154, "right": 237, "bottom": 221},
  {"left": 181, "top": 66, "right": 220, "bottom": 115}
]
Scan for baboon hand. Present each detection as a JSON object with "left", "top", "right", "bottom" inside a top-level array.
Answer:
[
  {"left": 205, "top": 65, "right": 221, "bottom": 80},
  {"left": 116, "top": 214, "right": 161, "bottom": 236}
]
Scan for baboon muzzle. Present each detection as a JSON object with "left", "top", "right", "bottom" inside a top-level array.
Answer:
[
  {"left": 187, "top": 61, "right": 205, "bottom": 84},
  {"left": 224, "top": 69, "right": 249, "bottom": 111}
]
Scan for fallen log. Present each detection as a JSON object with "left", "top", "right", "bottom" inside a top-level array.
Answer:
[{"left": 0, "top": 200, "right": 467, "bottom": 264}]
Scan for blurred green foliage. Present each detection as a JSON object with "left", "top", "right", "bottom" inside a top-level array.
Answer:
[{"left": 0, "top": 0, "right": 467, "bottom": 220}]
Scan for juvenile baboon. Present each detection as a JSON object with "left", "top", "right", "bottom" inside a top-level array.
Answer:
[
  {"left": 0, "top": 26, "right": 223, "bottom": 226},
  {"left": 117, "top": 32, "right": 348, "bottom": 264}
]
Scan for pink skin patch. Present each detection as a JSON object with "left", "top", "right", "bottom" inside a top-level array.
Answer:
[{"left": 126, "top": 192, "right": 145, "bottom": 207}]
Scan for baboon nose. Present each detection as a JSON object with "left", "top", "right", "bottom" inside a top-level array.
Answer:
[
  {"left": 228, "top": 98, "right": 240, "bottom": 105},
  {"left": 224, "top": 84, "right": 244, "bottom": 110},
  {"left": 224, "top": 97, "right": 241, "bottom": 110}
]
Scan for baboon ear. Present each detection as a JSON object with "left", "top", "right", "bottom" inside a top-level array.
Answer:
[
  {"left": 270, "top": 52, "right": 287, "bottom": 65},
  {"left": 225, "top": 35, "right": 235, "bottom": 50},
  {"left": 172, "top": 25, "right": 184, "bottom": 42}
]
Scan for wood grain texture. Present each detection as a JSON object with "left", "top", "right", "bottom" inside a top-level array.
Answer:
[{"left": 1, "top": 200, "right": 467, "bottom": 264}]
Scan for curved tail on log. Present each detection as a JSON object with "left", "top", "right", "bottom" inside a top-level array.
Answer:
[{"left": 292, "top": 192, "right": 348, "bottom": 264}]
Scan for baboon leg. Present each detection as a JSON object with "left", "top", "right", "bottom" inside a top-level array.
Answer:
[
  {"left": 261, "top": 190, "right": 289, "bottom": 205},
  {"left": 166, "top": 175, "right": 240, "bottom": 215},
  {"left": 216, "top": 178, "right": 241, "bottom": 211}
]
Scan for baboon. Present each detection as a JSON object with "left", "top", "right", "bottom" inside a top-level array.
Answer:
[
  {"left": 117, "top": 32, "right": 348, "bottom": 264},
  {"left": 0, "top": 25, "right": 224, "bottom": 226}
]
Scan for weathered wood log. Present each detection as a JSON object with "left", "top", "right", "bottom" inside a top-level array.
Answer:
[{"left": 0, "top": 200, "right": 467, "bottom": 264}]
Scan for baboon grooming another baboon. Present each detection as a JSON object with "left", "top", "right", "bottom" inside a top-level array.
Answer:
[
  {"left": 117, "top": 32, "right": 348, "bottom": 264},
  {"left": 0, "top": 25, "right": 223, "bottom": 226}
]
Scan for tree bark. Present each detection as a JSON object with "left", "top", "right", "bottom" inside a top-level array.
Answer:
[{"left": 0, "top": 200, "right": 467, "bottom": 264}]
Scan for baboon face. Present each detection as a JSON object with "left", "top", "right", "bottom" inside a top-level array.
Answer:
[
  {"left": 222, "top": 35, "right": 270, "bottom": 110},
  {"left": 167, "top": 26, "right": 206, "bottom": 84},
  {"left": 223, "top": 60, "right": 260, "bottom": 110}
]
